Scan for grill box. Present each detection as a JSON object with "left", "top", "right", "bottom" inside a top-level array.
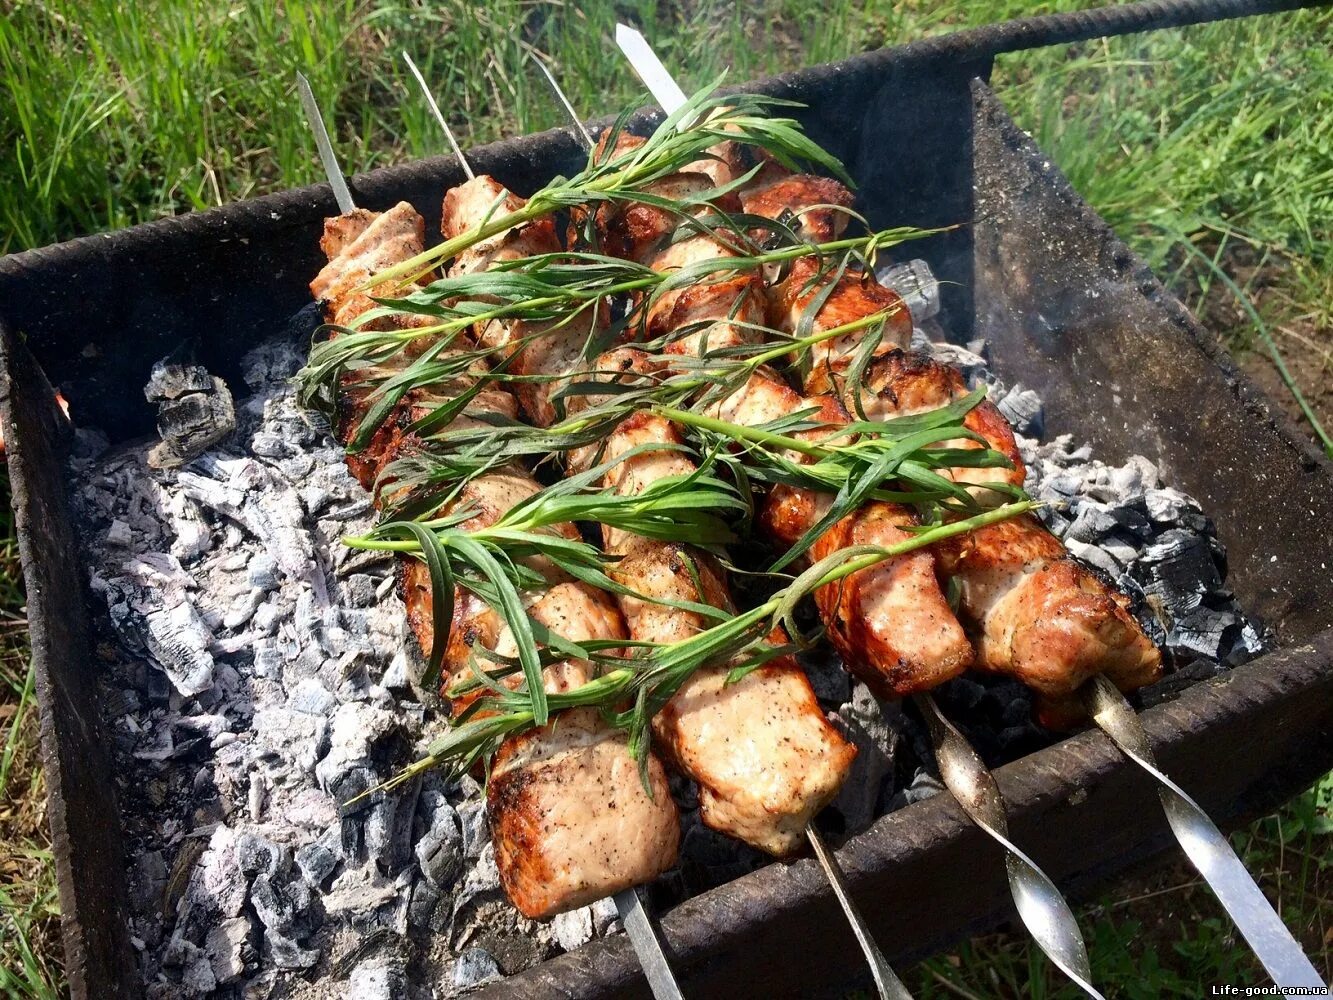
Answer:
[{"left": 2, "top": 3, "right": 1330, "bottom": 996}]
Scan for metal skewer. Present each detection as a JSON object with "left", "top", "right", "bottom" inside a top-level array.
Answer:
[
  {"left": 1082, "top": 676, "right": 1328, "bottom": 991},
  {"left": 396, "top": 58, "right": 686, "bottom": 1000},
  {"left": 610, "top": 27, "right": 1109, "bottom": 999},
  {"left": 914, "top": 694, "right": 1102, "bottom": 997},
  {"left": 401, "top": 53, "right": 474, "bottom": 181},
  {"left": 295, "top": 72, "right": 355, "bottom": 214},
  {"left": 528, "top": 52, "right": 596, "bottom": 150},
  {"left": 531, "top": 52, "right": 913, "bottom": 1000}
]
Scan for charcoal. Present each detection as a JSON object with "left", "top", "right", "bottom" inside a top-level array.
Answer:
[
  {"left": 182, "top": 953, "right": 218, "bottom": 995},
  {"left": 995, "top": 384, "right": 1044, "bottom": 437},
  {"left": 175, "top": 714, "right": 228, "bottom": 740},
  {"left": 289, "top": 678, "right": 337, "bottom": 716},
  {"left": 321, "top": 867, "right": 399, "bottom": 919},
  {"left": 1065, "top": 538, "right": 1122, "bottom": 579},
  {"left": 237, "top": 833, "right": 286, "bottom": 880},
  {"left": 136, "top": 600, "right": 216, "bottom": 697},
  {"left": 452, "top": 842, "right": 503, "bottom": 918},
  {"left": 552, "top": 906, "right": 594, "bottom": 952},
  {"left": 363, "top": 794, "right": 399, "bottom": 870},
  {"left": 248, "top": 554, "right": 280, "bottom": 591},
  {"left": 381, "top": 649, "right": 410, "bottom": 690},
  {"left": 1061, "top": 504, "right": 1125, "bottom": 544},
  {"left": 349, "top": 956, "right": 409, "bottom": 999},
  {"left": 205, "top": 916, "right": 252, "bottom": 984},
  {"left": 1099, "top": 532, "right": 1143, "bottom": 567},
  {"left": 832, "top": 684, "right": 900, "bottom": 834},
  {"left": 295, "top": 839, "right": 339, "bottom": 887},
  {"left": 1138, "top": 530, "right": 1224, "bottom": 597},
  {"left": 591, "top": 896, "right": 621, "bottom": 937},
  {"left": 798, "top": 648, "right": 851, "bottom": 706},
  {"left": 408, "top": 878, "right": 442, "bottom": 930},
  {"left": 458, "top": 800, "right": 489, "bottom": 861},
  {"left": 146, "top": 362, "right": 237, "bottom": 470},
  {"left": 147, "top": 361, "right": 214, "bottom": 401},
  {"left": 900, "top": 771, "right": 945, "bottom": 805},
  {"left": 344, "top": 573, "right": 376, "bottom": 608},
  {"left": 250, "top": 874, "right": 295, "bottom": 935},
  {"left": 181, "top": 827, "right": 248, "bottom": 929},
  {"left": 251, "top": 432, "right": 289, "bottom": 459},
  {"left": 266, "top": 932, "right": 318, "bottom": 971},
  {"left": 453, "top": 948, "right": 503, "bottom": 990},
  {"left": 107, "top": 519, "right": 133, "bottom": 547}
]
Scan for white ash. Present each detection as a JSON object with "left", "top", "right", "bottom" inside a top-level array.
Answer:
[
  {"left": 68, "top": 319, "right": 1273, "bottom": 992},
  {"left": 70, "top": 332, "right": 570, "bottom": 998}
]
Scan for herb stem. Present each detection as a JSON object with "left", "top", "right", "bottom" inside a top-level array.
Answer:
[{"left": 653, "top": 404, "right": 833, "bottom": 458}]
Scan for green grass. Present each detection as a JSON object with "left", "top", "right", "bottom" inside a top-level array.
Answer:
[{"left": 0, "top": 1, "right": 1330, "bottom": 996}]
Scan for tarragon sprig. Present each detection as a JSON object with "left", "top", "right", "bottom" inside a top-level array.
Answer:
[
  {"left": 366, "top": 499, "right": 1037, "bottom": 796},
  {"left": 654, "top": 393, "right": 1026, "bottom": 570},
  {"left": 359, "top": 80, "right": 852, "bottom": 292},
  {"left": 343, "top": 449, "right": 749, "bottom": 724},
  {"left": 297, "top": 228, "right": 934, "bottom": 446}
]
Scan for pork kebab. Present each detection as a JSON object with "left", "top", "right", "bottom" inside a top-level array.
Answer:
[
  {"left": 438, "top": 161, "right": 860, "bottom": 856},
  {"left": 307, "top": 200, "right": 681, "bottom": 919},
  {"left": 730, "top": 154, "right": 1164, "bottom": 726},
  {"left": 580, "top": 129, "right": 1162, "bottom": 726}
]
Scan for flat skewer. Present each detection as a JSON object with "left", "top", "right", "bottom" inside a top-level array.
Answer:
[
  {"left": 609, "top": 27, "right": 1108, "bottom": 999},
  {"left": 528, "top": 52, "right": 596, "bottom": 150},
  {"left": 295, "top": 72, "right": 354, "bottom": 214},
  {"left": 530, "top": 55, "right": 914, "bottom": 1000},
  {"left": 396, "top": 60, "right": 686, "bottom": 1000}
]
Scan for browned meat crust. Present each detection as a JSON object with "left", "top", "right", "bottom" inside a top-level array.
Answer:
[{"left": 864, "top": 350, "right": 1163, "bottom": 718}]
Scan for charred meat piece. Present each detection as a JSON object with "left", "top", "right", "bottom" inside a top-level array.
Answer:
[
  {"left": 588, "top": 163, "right": 973, "bottom": 702},
  {"left": 735, "top": 167, "right": 1162, "bottom": 718},
  {"left": 765, "top": 255, "right": 914, "bottom": 392},
  {"left": 739, "top": 171, "right": 855, "bottom": 245},
  {"left": 489, "top": 708, "right": 679, "bottom": 918},
  {"left": 715, "top": 367, "right": 974, "bottom": 697}
]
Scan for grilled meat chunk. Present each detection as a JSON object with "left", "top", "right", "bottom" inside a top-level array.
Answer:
[
  {"left": 451, "top": 181, "right": 859, "bottom": 855},
  {"left": 577, "top": 350, "right": 855, "bottom": 855},
  {"left": 490, "top": 708, "right": 679, "bottom": 918},
  {"left": 862, "top": 351, "right": 1163, "bottom": 719},
  {"left": 718, "top": 367, "right": 974, "bottom": 696},
  {"left": 739, "top": 172, "right": 855, "bottom": 245},
  {"left": 765, "top": 255, "right": 914, "bottom": 391}
]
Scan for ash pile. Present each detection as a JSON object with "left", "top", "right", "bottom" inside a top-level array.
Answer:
[
  {"left": 71, "top": 335, "right": 601, "bottom": 999},
  {"left": 68, "top": 324, "right": 1271, "bottom": 997}
]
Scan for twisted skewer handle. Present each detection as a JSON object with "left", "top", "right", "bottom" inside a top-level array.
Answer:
[
  {"left": 914, "top": 694, "right": 1105, "bottom": 999},
  {"left": 1082, "top": 676, "right": 1329, "bottom": 991}
]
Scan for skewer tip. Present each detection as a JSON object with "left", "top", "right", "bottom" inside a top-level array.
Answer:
[
  {"left": 526, "top": 51, "right": 595, "bottom": 151},
  {"left": 401, "top": 51, "right": 475, "bottom": 180}
]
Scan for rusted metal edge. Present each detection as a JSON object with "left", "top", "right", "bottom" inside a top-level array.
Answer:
[{"left": 0, "top": 324, "right": 139, "bottom": 999}]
